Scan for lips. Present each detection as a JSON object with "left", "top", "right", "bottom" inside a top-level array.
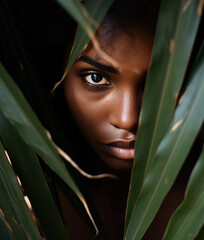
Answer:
[{"left": 104, "top": 140, "right": 135, "bottom": 160}]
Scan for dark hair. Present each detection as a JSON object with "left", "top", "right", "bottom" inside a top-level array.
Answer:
[{"left": 106, "top": 0, "right": 161, "bottom": 30}]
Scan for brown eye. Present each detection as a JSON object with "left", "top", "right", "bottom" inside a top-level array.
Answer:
[{"left": 84, "top": 72, "right": 110, "bottom": 85}]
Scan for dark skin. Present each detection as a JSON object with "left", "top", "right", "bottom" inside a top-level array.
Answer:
[
  {"left": 61, "top": 18, "right": 190, "bottom": 240},
  {"left": 61, "top": 20, "right": 154, "bottom": 240},
  {"left": 64, "top": 25, "right": 153, "bottom": 171}
]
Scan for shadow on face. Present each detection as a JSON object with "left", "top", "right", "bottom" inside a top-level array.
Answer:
[{"left": 64, "top": 17, "right": 155, "bottom": 171}]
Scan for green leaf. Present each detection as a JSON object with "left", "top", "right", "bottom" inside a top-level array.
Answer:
[
  {"left": 163, "top": 147, "right": 204, "bottom": 240},
  {"left": 0, "top": 211, "right": 15, "bottom": 240},
  {"left": 0, "top": 111, "right": 70, "bottom": 240},
  {"left": 0, "top": 140, "right": 41, "bottom": 240},
  {"left": 126, "top": 0, "right": 202, "bottom": 228},
  {"left": 0, "top": 63, "right": 95, "bottom": 232},
  {"left": 54, "top": 0, "right": 113, "bottom": 89},
  {"left": 0, "top": 63, "right": 79, "bottom": 195},
  {"left": 125, "top": 41, "right": 204, "bottom": 240}
]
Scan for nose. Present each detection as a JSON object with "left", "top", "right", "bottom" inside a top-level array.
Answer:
[{"left": 109, "top": 90, "right": 139, "bottom": 132}]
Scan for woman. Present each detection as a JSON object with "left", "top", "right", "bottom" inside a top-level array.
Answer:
[
  {"left": 54, "top": 0, "right": 204, "bottom": 238},
  {"left": 57, "top": 1, "right": 164, "bottom": 239},
  {"left": 0, "top": 0, "right": 202, "bottom": 239}
]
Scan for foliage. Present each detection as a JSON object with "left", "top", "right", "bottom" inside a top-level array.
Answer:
[{"left": 0, "top": 0, "right": 203, "bottom": 239}]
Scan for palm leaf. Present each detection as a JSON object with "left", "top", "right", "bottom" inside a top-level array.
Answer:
[
  {"left": 0, "top": 214, "right": 14, "bottom": 240},
  {"left": 0, "top": 111, "right": 70, "bottom": 240},
  {"left": 0, "top": 0, "right": 114, "bottom": 235},
  {"left": 125, "top": 41, "right": 204, "bottom": 239},
  {"left": 126, "top": 0, "right": 202, "bottom": 228},
  {"left": 163, "top": 146, "right": 204, "bottom": 240},
  {"left": 0, "top": 141, "right": 41, "bottom": 240},
  {"left": 0, "top": 63, "right": 96, "bottom": 233},
  {"left": 54, "top": 0, "right": 114, "bottom": 89}
]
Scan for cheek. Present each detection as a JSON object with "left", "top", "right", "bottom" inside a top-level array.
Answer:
[{"left": 64, "top": 78, "right": 110, "bottom": 142}]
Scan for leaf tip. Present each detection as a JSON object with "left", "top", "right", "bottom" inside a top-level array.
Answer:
[
  {"left": 79, "top": 196, "right": 99, "bottom": 236},
  {"left": 51, "top": 73, "right": 67, "bottom": 93}
]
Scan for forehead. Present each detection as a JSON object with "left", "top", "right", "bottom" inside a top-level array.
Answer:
[{"left": 82, "top": 23, "right": 154, "bottom": 72}]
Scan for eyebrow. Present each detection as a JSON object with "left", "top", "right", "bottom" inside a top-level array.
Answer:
[{"left": 77, "top": 56, "right": 117, "bottom": 73}]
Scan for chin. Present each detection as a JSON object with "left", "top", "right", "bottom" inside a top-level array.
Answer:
[{"left": 101, "top": 156, "right": 133, "bottom": 171}]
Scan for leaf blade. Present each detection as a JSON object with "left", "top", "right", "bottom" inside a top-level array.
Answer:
[
  {"left": 0, "top": 63, "right": 79, "bottom": 196},
  {"left": 163, "top": 147, "right": 204, "bottom": 240},
  {"left": 126, "top": 0, "right": 202, "bottom": 229},
  {"left": 0, "top": 111, "right": 70, "bottom": 240},
  {"left": 0, "top": 63, "right": 98, "bottom": 233},
  {"left": 54, "top": 0, "right": 114, "bottom": 89},
  {"left": 0, "top": 141, "right": 41, "bottom": 240},
  {"left": 125, "top": 41, "right": 204, "bottom": 240}
]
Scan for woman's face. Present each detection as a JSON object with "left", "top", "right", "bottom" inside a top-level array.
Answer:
[{"left": 64, "top": 23, "right": 154, "bottom": 170}]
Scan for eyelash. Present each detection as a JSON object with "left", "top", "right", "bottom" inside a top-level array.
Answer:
[{"left": 79, "top": 70, "right": 111, "bottom": 88}]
